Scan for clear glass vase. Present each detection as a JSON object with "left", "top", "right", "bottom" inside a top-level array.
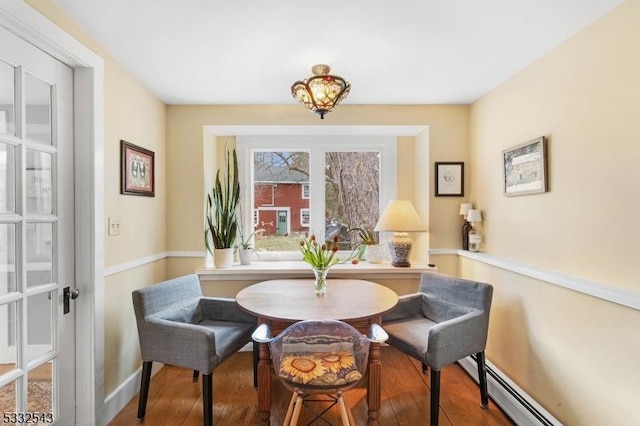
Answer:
[{"left": 312, "top": 267, "right": 329, "bottom": 296}]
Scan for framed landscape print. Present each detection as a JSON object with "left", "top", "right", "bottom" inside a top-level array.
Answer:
[
  {"left": 502, "top": 136, "right": 547, "bottom": 197},
  {"left": 435, "top": 162, "right": 464, "bottom": 197},
  {"left": 121, "top": 140, "right": 155, "bottom": 197}
]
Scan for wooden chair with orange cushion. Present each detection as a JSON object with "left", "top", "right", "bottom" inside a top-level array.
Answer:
[{"left": 252, "top": 319, "right": 388, "bottom": 425}]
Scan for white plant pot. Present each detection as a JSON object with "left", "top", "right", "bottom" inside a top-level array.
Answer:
[
  {"left": 238, "top": 248, "right": 253, "bottom": 265},
  {"left": 365, "top": 244, "right": 385, "bottom": 264},
  {"left": 213, "top": 248, "right": 234, "bottom": 268}
]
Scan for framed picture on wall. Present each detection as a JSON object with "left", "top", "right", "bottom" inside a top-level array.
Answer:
[
  {"left": 502, "top": 136, "right": 547, "bottom": 197},
  {"left": 121, "top": 140, "right": 155, "bottom": 197},
  {"left": 435, "top": 162, "right": 464, "bottom": 196}
]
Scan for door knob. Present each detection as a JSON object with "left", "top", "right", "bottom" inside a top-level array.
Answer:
[{"left": 63, "top": 287, "right": 80, "bottom": 314}]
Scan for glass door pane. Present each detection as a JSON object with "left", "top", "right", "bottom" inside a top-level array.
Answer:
[
  {"left": 0, "top": 59, "right": 15, "bottom": 136},
  {"left": 25, "top": 73, "right": 52, "bottom": 145},
  {"left": 0, "top": 142, "right": 16, "bottom": 214}
]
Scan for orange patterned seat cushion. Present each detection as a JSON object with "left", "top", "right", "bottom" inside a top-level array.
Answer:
[{"left": 278, "top": 350, "right": 362, "bottom": 387}]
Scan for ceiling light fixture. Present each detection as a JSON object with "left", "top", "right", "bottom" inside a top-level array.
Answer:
[{"left": 291, "top": 64, "right": 351, "bottom": 119}]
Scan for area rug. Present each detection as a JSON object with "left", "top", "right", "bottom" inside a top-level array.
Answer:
[{"left": 0, "top": 379, "right": 52, "bottom": 414}]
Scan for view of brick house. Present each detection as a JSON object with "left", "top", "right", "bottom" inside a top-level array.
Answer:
[{"left": 253, "top": 166, "right": 309, "bottom": 237}]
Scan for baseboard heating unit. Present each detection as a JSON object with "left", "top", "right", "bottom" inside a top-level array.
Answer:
[{"left": 459, "top": 355, "right": 563, "bottom": 426}]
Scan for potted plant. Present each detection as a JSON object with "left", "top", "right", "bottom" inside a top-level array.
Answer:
[
  {"left": 348, "top": 227, "right": 385, "bottom": 264},
  {"left": 205, "top": 148, "right": 240, "bottom": 268},
  {"left": 236, "top": 227, "right": 265, "bottom": 265}
]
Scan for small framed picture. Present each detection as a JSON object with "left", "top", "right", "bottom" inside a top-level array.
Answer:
[
  {"left": 502, "top": 136, "right": 547, "bottom": 197},
  {"left": 435, "top": 162, "right": 464, "bottom": 197},
  {"left": 121, "top": 140, "right": 155, "bottom": 197}
]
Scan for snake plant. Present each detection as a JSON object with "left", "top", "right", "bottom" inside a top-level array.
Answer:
[{"left": 205, "top": 148, "right": 240, "bottom": 252}]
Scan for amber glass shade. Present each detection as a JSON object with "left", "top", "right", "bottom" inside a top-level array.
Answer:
[{"left": 291, "top": 64, "right": 350, "bottom": 119}]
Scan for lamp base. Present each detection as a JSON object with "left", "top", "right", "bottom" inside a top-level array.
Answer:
[
  {"left": 389, "top": 232, "right": 412, "bottom": 268},
  {"left": 462, "top": 220, "right": 472, "bottom": 250}
]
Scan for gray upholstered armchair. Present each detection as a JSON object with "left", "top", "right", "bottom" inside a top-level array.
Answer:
[
  {"left": 132, "top": 274, "right": 257, "bottom": 426},
  {"left": 382, "top": 273, "right": 493, "bottom": 426}
]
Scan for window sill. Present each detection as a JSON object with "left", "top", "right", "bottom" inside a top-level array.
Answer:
[{"left": 196, "top": 260, "right": 437, "bottom": 281}]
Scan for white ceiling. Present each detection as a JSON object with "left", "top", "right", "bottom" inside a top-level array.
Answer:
[{"left": 53, "top": 0, "right": 623, "bottom": 106}]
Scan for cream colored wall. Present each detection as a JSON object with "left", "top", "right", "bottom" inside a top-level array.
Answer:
[
  {"left": 166, "top": 105, "right": 469, "bottom": 273},
  {"left": 104, "top": 264, "right": 166, "bottom": 394},
  {"left": 468, "top": 0, "right": 640, "bottom": 424},
  {"left": 427, "top": 110, "right": 471, "bottom": 252},
  {"left": 470, "top": 0, "right": 639, "bottom": 290},
  {"left": 24, "top": 1, "right": 168, "bottom": 397}
]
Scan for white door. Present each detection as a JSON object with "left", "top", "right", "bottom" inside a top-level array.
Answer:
[{"left": 0, "top": 24, "right": 75, "bottom": 424}]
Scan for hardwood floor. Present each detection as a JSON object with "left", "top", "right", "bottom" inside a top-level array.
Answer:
[{"left": 109, "top": 346, "right": 514, "bottom": 425}]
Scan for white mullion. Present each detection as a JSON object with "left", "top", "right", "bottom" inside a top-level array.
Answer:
[
  {"left": 50, "top": 79, "right": 61, "bottom": 424},
  {"left": 308, "top": 144, "right": 325, "bottom": 242},
  {"left": 20, "top": 214, "right": 57, "bottom": 223},
  {"left": 24, "top": 140, "right": 56, "bottom": 155},
  {"left": 50, "top": 80, "right": 60, "bottom": 297},
  {"left": 24, "top": 282, "right": 57, "bottom": 297},
  {"left": 16, "top": 63, "right": 27, "bottom": 413},
  {"left": 25, "top": 350, "right": 56, "bottom": 371}
]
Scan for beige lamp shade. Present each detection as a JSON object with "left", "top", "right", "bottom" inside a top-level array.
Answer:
[
  {"left": 459, "top": 203, "right": 473, "bottom": 216},
  {"left": 467, "top": 209, "right": 483, "bottom": 223},
  {"left": 374, "top": 200, "right": 427, "bottom": 232}
]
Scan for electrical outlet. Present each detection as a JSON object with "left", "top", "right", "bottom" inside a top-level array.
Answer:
[{"left": 108, "top": 216, "right": 121, "bottom": 236}]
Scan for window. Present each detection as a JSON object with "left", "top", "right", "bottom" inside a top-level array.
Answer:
[
  {"left": 300, "top": 208, "right": 310, "bottom": 227},
  {"left": 237, "top": 136, "right": 397, "bottom": 256}
]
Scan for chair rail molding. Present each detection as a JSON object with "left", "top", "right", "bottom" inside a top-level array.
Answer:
[
  {"left": 428, "top": 249, "right": 640, "bottom": 311},
  {"left": 104, "top": 251, "right": 206, "bottom": 277}
]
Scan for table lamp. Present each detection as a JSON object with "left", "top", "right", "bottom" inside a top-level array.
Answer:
[
  {"left": 459, "top": 203, "right": 473, "bottom": 250},
  {"left": 374, "top": 200, "right": 427, "bottom": 267},
  {"left": 466, "top": 209, "right": 483, "bottom": 252}
]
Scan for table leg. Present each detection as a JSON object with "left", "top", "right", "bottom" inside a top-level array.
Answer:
[
  {"left": 258, "top": 342, "right": 272, "bottom": 425},
  {"left": 367, "top": 341, "right": 382, "bottom": 425}
]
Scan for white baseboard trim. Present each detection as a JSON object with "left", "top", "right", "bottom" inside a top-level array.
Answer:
[
  {"left": 428, "top": 249, "right": 640, "bottom": 311},
  {"left": 458, "top": 356, "right": 563, "bottom": 426},
  {"left": 104, "top": 362, "right": 163, "bottom": 424}
]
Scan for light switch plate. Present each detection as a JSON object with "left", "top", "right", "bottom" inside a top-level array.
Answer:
[{"left": 108, "top": 216, "right": 121, "bottom": 236}]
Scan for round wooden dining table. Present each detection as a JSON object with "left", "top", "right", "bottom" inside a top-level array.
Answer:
[{"left": 237, "top": 278, "right": 399, "bottom": 426}]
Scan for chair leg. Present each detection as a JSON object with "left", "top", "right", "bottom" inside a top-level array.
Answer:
[
  {"left": 193, "top": 370, "right": 199, "bottom": 383},
  {"left": 137, "top": 361, "right": 153, "bottom": 421},
  {"left": 253, "top": 341, "right": 259, "bottom": 388},
  {"left": 422, "top": 361, "right": 428, "bottom": 374},
  {"left": 476, "top": 351, "right": 489, "bottom": 409},
  {"left": 430, "top": 369, "right": 441, "bottom": 426},
  {"left": 290, "top": 392, "right": 303, "bottom": 425},
  {"left": 283, "top": 391, "right": 297, "bottom": 426},
  {"left": 337, "top": 391, "right": 351, "bottom": 425},
  {"left": 202, "top": 373, "right": 213, "bottom": 426},
  {"left": 346, "top": 397, "right": 356, "bottom": 426}
]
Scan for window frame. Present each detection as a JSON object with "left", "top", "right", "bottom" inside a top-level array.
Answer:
[
  {"left": 237, "top": 135, "right": 397, "bottom": 259},
  {"left": 300, "top": 208, "right": 310, "bottom": 227}
]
